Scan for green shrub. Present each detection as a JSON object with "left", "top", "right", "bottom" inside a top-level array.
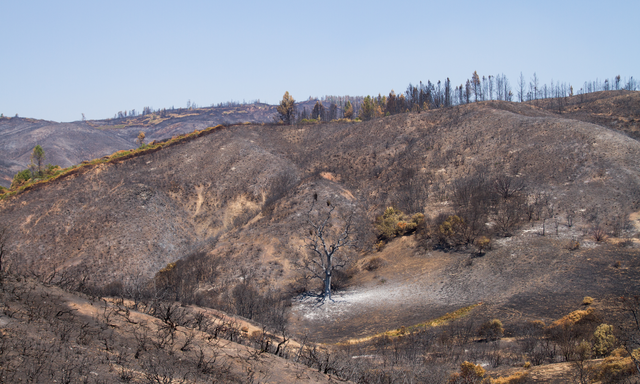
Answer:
[
  {"left": 475, "top": 236, "right": 492, "bottom": 254},
  {"left": 44, "top": 164, "right": 60, "bottom": 177},
  {"left": 11, "top": 169, "right": 32, "bottom": 188},
  {"left": 448, "top": 361, "right": 486, "bottom": 384},
  {"left": 593, "top": 324, "right": 616, "bottom": 357},
  {"left": 437, "top": 215, "right": 467, "bottom": 249},
  {"left": 299, "top": 118, "right": 320, "bottom": 125},
  {"left": 376, "top": 207, "right": 424, "bottom": 241},
  {"left": 594, "top": 355, "right": 636, "bottom": 383}
]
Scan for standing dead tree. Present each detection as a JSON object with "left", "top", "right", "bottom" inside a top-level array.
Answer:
[
  {"left": 302, "top": 197, "right": 353, "bottom": 301},
  {"left": 494, "top": 175, "right": 525, "bottom": 199},
  {"left": 0, "top": 226, "right": 6, "bottom": 286},
  {"left": 617, "top": 295, "right": 640, "bottom": 376}
]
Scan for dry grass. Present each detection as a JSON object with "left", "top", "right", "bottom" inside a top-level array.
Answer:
[
  {"left": 551, "top": 308, "right": 595, "bottom": 327},
  {"left": 342, "top": 303, "right": 482, "bottom": 345}
]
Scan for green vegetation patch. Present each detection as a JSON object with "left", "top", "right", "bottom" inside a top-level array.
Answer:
[
  {"left": 0, "top": 125, "right": 224, "bottom": 200},
  {"left": 343, "top": 303, "right": 481, "bottom": 345}
]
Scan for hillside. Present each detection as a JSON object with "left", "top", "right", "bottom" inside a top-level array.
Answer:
[
  {"left": 0, "top": 99, "right": 327, "bottom": 188},
  {"left": 0, "top": 117, "right": 134, "bottom": 187},
  {"left": 527, "top": 90, "right": 640, "bottom": 139},
  {"left": 2, "top": 95, "right": 639, "bottom": 292},
  {"left": 2, "top": 93, "right": 640, "bottom": 381},
  {"left": 0, "top": 274, "right": 340, "bottom": 383}
]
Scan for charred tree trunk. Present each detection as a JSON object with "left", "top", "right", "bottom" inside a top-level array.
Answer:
[{"left": 303, "top": 199, "right": 353, "bottom": 302}]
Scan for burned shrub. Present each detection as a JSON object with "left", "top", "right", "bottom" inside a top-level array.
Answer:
[
  {"left": 478, "top": 319, "right": 504, "bottom": 341},
  {"left": 363, "top": 256, "right": 385, "bottom": 271}
]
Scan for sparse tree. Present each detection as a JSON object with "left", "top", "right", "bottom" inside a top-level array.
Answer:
[
  {"left": 518, "top": 72, "right": 526, "bottom": 102},
  {"left": 471, "top": 71, "right": 481, "bottom": 102},
  {"left": 276, "top": 91, "right": 296, "bottom": 125},
  {"left": 311, "top": 101, "right": 325, "bottom": 121},
  {"left": 465, "top": 80, "right": 472, "bottom": 104},
  {"left": 358, "top": 96, "right": 376, "bottom": 121},
  {"left": 532, "top": 72, "right": 540, "bottom": 100},
  {"left": 0, "top": 226, "right": 6, "bottom": 285},
  {"left": 302, "top": 198, "right": 353, "bottom": 301},
  {"left": 136, "top": 131, "right": 146, "bottom": 147},
  {"left": 30, "top": 145, "right": 45, "bottom": 177},
  {"left": 617, "top": 295, "right": 640, "bottom": 376},
  {"left": 444, "top": 78, "right": 452, "bottom": 107},
  {"left": 343, "top": 100, "right": 354, "bottom": 119},
  {"left": 328, "top": 103, "right": 338, "bottom": 121},
  {"left": 488, "top": 75, "right": 494, "bottom": 100},
  {"left": 494, "top": 175, "right": 525, "bottom": 199}
]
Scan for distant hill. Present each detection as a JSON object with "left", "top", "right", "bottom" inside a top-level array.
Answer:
[
  {"left": 0, "top": 117, "right": 134, "bottom": 187},
  {"left": 527, "top": 90, "right": 640, "bottom": 139},
  {"left": 0, "top": 99, "right": 330, "bottom": 188}
]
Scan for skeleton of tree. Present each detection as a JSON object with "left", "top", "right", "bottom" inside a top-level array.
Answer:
[{"left": 304, "top": 199, "right": 352, "bottom": 301}]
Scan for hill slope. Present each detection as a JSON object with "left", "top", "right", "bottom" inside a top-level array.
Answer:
[
  {"left": 0, "top": 274, "right": 339, "bottom": 383},
  {"left": 0, "top": 117, "right": 134, "bottom": 187},
  {"left": 0, "top": 100, "right": 331, "bottom": 188},
  {"left": 2, "top": 96, "right": 640, "bottom": 344}
]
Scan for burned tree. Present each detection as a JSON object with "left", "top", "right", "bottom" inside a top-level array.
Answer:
[
  {"left": 302, "top": 198, "right": 353, "bottom": 301},
  {"left": 0, "top": 226, "right": 6, "bottom": 285},
  {"left": 494, "top": 175, "right": 525, "bottom": 199}
]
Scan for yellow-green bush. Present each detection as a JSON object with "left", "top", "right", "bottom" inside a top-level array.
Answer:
[
  {"left": 582, "top": 296, "right": 594, "bottom": 306},
  {"left": 489, "top": 371, "right": 529, "bottom": 384},
  {"left": 594, "top": 355, "right": 635, "bottom": 383},
  {"left": 448, "top": 361, "right": 486, "bottom": 384},
  {"left": 475, "top": 236, "right": 492, "bottom": 254},
  {"left": 437, "top": 215, "right": 468, "bottom": 248},
  {"left": 593, "top": 323, "right": 616, "bottom": 357},
  {"left": 375, "top": 207, "right": 424, "bottom": 241}
]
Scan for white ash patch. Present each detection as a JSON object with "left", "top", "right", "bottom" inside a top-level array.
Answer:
[{"left": 293, "top": 280, "right": 450, "bottom": 321}]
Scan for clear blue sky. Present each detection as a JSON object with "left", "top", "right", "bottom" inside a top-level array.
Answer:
[{"left": 1, "top": 0, "right": 637, "bottom": 122}]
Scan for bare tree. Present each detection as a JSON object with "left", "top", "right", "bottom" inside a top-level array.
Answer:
[
  {"left": 302, "top": 198, "right": 353, "bottom": 301},
  {"left": 532, "top": 72, "right": 540, "bottom": 100},
  {"left": 518, "top": 72, "right": 526, "bottom": 102},
  {"left": 617, "top": 295, "right": 640, "bottom": 376},
  {"left": 0, "top": 226, "right": 6, "bottom": 285},
  {"left": 494, "top": 175, "right": 525, "bottom": 199}
]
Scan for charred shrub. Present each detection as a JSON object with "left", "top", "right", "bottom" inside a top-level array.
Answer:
[
  {"left": 478, "top": 319, "right": 504, "bottom": 341},
  {"left": 363, "top": 256, "right": 385, "bottom": 271}
]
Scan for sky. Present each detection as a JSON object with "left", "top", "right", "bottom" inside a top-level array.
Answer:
[{"left": 1, "top": 0, "right": 638, "bottom": 123}]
